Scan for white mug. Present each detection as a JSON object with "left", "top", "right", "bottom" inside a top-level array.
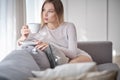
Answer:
[{"left": 27, "top": 23, "right": 40, "bottom": 33}]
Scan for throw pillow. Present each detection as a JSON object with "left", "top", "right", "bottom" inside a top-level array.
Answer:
[
  {"left": 29, "top": 70, "right": 117, "bottom": 80},
  {"left": 32, "top": 62, "right": 96, "bottom": 78}
]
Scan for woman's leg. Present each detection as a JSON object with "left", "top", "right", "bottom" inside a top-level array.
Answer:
[{"left": 69, "top": 55, "right": 93, "bottom": 63}]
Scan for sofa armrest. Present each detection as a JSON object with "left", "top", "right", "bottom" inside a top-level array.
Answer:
[{"left": 77, "top": 41, "right": 112, "bottom": 64}]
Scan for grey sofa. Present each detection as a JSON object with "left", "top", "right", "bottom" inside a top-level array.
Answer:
[
  {"left": 78, "top": 41, "right": 112, "bottom": 64},
  {"left": 0, "top": 41, "right": 119, "bottom": 80}
]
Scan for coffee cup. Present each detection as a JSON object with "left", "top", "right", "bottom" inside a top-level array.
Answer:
[{"left": 27, "top": 23, "right": 40, "bottom": 33}]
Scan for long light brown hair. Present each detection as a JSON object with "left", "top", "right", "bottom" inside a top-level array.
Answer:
[{"left": 41, "top": 0, "right": 64, "bottom": 27}]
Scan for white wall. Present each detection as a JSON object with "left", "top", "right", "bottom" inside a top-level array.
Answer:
[
  {"left": 67, "top": 0, "right": 88, "bottom": 41},
  {"left": 26, "top": 0, "right": 44, "bottom": 23},
  {"left": 62, "top": 0, "right": 120, "bottom": 55},
  {"left": 61, "top": 0, "right": 68, "bottom": 21},
  {"left": 66, "top": 0, "right": 107, "bottom": 41},
  {"left": 86, "top": 0, "right": 107, "bottom": 41}
]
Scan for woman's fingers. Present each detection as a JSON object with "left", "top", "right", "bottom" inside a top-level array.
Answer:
[
  {"left": 35, "top": 42, "right": 48, "bottom": 50},
  {"left": 41, "top": 45, "right": 48, "bottom": 51},
  {"left": 21, "top": 25, "right": 30, "bottom": 36},
  {"left": 34, "top": 40, "right": 42, "bottom": 44},
  {"left": 21, "top": 29, "right": 29, "bottom": 34}
]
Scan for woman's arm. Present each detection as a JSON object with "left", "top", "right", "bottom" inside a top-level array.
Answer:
[
  {"left": 67, "top": 23, "right": 78, "bottom": 58},
  {"left": 50, "top": 23, "right": 78, "bottom": 59}
]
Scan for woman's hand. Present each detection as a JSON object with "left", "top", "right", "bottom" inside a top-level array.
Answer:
[
  {"left": 21, "top": 25, "right": 30, "bottom": 37},
  {"left": 34, "top": 40, "right": 48, "bottom": 51},
  {"left": 17, "top": 25, "right": 30, "bottom": 45}
]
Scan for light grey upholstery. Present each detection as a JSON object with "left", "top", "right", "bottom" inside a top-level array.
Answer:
[
  {"left": 0, "top": 50, "right": 40, "bottom": 80},
  {"left": 0, "top": 41, "right": 119, "bottom": 80},
  {"left": 77, "top": 41, "right": 112, "bottom": 64}
]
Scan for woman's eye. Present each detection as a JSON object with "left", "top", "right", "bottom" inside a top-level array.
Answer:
[
  {"left": 42, "top": 9, "right": 54, "bottom": 13},
  {"left": 48, "top": 11, "right": 54, "bottom": 13}
]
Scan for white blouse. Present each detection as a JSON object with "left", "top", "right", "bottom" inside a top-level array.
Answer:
[{"left": 26, "top": 22, "right": 91, "bottom": 59}]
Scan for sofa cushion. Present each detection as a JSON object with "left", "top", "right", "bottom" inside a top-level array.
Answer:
[
  {"left": 97, "top": 63, "right": 119, "bottom": 71},
  {"left": 117, "top": 70, "right": 120, "bottom": 80},
  {"left": 80, "top": 70, "right": 117, "bottom": 80},
  {"left": 0, "top": 76, "right": 8, "bottom": 80},
  {"left": 97, "top": 63, "right": 120, "bottom": 80},
  {"left": 0, "top": 50, "right": 40, "bottom": 80}
]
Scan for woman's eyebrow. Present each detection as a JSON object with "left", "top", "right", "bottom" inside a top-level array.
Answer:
[{"left": 48, "top": 9, "right": 55, "bottom": 11}]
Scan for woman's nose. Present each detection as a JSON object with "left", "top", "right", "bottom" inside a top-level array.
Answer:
[{"left": 44, "top": 12, "right": 48, "bottom": 17}]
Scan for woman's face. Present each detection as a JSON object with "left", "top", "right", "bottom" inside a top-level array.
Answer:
[{"left": 42, "top": 3, "right": 57, "bottom": 24}]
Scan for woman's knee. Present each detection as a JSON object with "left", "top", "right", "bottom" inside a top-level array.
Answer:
[{"left": 69, "top": 55, "right": 93, "bottom": 63}]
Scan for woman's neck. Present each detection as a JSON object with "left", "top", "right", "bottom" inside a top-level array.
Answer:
[{"left": 47, "top": 22, "right": 59, "bottom": 30}]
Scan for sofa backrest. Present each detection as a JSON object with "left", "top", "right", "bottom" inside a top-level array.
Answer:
[{"left": 77, "top": 41, "right": 112, "bottom": 64}]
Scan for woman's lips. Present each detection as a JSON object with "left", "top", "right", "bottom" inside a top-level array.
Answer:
[{"left": 44, "top": 18, "right": 48, "bottom": 21}]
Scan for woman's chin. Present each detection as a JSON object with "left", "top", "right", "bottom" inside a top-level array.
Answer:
[{"left": 44, "top": 20, "right": 48, "bottom": 23}]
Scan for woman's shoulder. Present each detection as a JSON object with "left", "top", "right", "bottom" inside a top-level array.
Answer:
[
  {"left": 63, "top": 22, "right": 76, "bottom": 30},
  {"left": 63, "top": 22, "right": 75, "bottom": 26}
]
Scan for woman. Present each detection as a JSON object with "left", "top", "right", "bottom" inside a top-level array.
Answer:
[{"left": 18, "top": 0, "right": 92, "bottom": 68}]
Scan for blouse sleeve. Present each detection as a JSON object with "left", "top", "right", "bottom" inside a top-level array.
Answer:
[
  {"left": 66, "top": 23, "right": 78, "bottom": 58},
  {"left": 53, "top": 23, "right": 78, "bottom": 59}
]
